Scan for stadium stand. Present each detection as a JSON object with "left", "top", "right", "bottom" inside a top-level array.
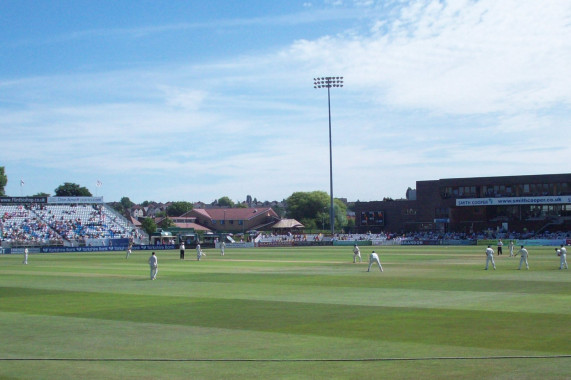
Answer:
[{"left": 0, "top": 203, "right": 145, "bottom": 247}]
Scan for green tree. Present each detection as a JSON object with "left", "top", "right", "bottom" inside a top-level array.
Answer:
[
  {"left": 0, "top": 167, "right": 7, "bottom": 196},
  {"left": 120, "top": 197, "right": 135, "bottom": 210},
  {"left": 166, "top": 201, "right": 193, "bottom": 216},
  {"left": 54, "top": 182, "right": 92, "bottom": 197},
  {"left": 33, "top": 192, "right": 51, "bottom": 197},
  {"left": 158, "top": 217, "right": 175, "bottom": 229},
  {"left": 272, "top": 203, "right": 285, "bottom": 218},
  {"left": 141, "top": 218, "right": 157, "bottom": 236},
  {"left": 109, "top": 202, "right": 124, "bottom": 214},
  {"left": 300, "top": 218, "right": 317, "bottom": 231},
  {"left": 218, "top": 196, "right": 235, "bottom": 207},
  {"left": 286, "top": 191, "right": 329, "bottom": 222},
  {"left": 286, "top": 191, "right": 347, "bottom": 232}
]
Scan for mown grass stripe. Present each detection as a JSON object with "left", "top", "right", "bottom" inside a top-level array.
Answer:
[{"left": 1, "top": 287, "right": 568, "bottom": 353}]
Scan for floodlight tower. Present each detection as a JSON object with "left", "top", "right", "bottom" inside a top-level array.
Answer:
[{"left": 314, "top": 76, "right": 343, "bottom": 236}]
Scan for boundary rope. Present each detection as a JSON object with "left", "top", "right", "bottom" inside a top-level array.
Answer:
[{"left": 1, "top": 355, "right": 569, "bottom": 362}]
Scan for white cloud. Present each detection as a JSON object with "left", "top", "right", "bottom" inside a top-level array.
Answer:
[{"left": 289, "top": 0, "right": 571, "bottom": 115}]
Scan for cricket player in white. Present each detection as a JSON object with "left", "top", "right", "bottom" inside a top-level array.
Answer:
[
  {"left": 23, "top": 248, "right": 28, "bottom": 265},
  {"left": 196, "top": 244, "right": 205, "bottom": 261},
  {"left": 509, "top": 241, "right": 514, "bottom": 257},
  {"left": 126, "top": 243, "right": 132, "bottom": 259},
  {"left": 367, "top": 251, "right": 383, "bottom": 272},
  {"left": 148, "top": 252, "right": 158, "bottom": 280},
  {"left": 353, "top": 245, "right": 362, "bottom": 263},
  {"left": 485, "top": 245, "right": 496, "bottom": 270},
  {"left": 515, "top": 245, "right": 529, "bottom": 270},
  {"left": 220, "top": 241, "right": 225, "bottom": 256},
  {"left": 556, "top": 245, "right": 568, "bottom": 270}
]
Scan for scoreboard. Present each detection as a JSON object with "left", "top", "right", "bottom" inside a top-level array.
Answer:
[{"left": 360, "top": 211, "right": 385, "bottom": 226}]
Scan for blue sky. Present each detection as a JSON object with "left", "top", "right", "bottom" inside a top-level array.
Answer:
[{"left": 1, "top": 0, "right": 570, "bottom": 204}]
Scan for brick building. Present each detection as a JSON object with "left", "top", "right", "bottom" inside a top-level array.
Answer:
[{"left": 354, "top": 174, "right": 571, "bottom": 234}]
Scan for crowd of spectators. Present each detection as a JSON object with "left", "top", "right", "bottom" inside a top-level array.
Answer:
[
  {"left": 1, "top": 203, "right": 140, "bottom": 246},
  {"left": 257, "top": 230, "right": 569, "bottom": 244},
  {"left": 392, "top": 230, "right": 570, "bottom": 241}
]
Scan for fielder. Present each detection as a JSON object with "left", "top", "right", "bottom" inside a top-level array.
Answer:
[
  {"left": 509, "top": 240, "right": 514, "bottom": 257},
  {"left": 197, "top": 244, "right": 205, "bottom": 261},
  {"left": 485, "top": 245, "right": 496, "bottom": 270},
  {"left": 353, "top": 244, "right": 362, "bottom": 263},
  {"left": 367, "top": 251, "right": 383, "bottom": 272},
  {"left": 23, "top": 247, "right": 28, "bottom": 265},
  {"left": 556, "top": 245, "right": 568, "bottom": 270},
  {"left": 220, "top": 241, "right": 225, "bottom": 256},
  {"left": 126, "top": 243, "right": 132, "bottom": 259},
  {"left": 514, "top": 245, "right": 529, "bottom": 270},
  {"left": 148, "top": 252, "right": 158, "bottom": 280}
]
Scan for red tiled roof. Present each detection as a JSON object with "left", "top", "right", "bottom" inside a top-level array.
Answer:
[
  {"left": 185, "top": 207, "right": 278, "bottom": 221},
  {"left": 173, "top": 222, "right": 210, "bottom": 232}
]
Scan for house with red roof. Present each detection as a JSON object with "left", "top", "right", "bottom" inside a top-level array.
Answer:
[{"left": 183, "top": 207, "right": 280, "bottom": 233}]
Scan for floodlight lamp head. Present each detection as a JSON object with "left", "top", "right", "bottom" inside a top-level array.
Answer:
[{"left": 313, "top": 76, "right": 344, "bottom": 89}]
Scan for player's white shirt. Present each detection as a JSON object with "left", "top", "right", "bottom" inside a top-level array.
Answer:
[
  {"left": 353, "top": 247, "right": 360, "bottom": 255},
  {"left": 486, "top": 248, "right": 494, "bottom": 256},
  {"left": 560, "top": 247, "right": 567, "bottom": 255},
  {"left": 370, "top": 252, "right": 380, "bottom": 261},
  {"left": 518, "top": 248, "right": 528, "bottom": 258},
  {"left": 149, "top": 255, "right": 158, "bottom": 267}
]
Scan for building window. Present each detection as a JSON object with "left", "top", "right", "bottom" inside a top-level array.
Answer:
[{"left": 238, "top": 220, "right": 243, "bottom": 225}]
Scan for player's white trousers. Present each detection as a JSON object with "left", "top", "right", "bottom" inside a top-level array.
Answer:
[
  {"left": 368, "top": 259, "right": 383, "bottom": 272},
  {"left": 150, "top": 266, "right": 157, "bottom": 279},
  {"left": 561, "top": 254, "right": 568, "bottom": 269},
  {"left": 518, "top": 257, "right": 528, "bottom": 269},
  {"left": 353, "top": 254, "right": 361, "bottom": 263},
  {"left": 485, "top": 255, "right": 495, "bottom": 269}
]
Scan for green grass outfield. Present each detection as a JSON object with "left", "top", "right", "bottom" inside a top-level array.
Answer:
[{"left": 1, "top": 245, "right": 569, "bottom": 379}]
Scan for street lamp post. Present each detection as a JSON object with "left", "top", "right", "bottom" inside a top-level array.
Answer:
[{"left": 314, "top": 76, "right": 343, "bottom": 236}]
